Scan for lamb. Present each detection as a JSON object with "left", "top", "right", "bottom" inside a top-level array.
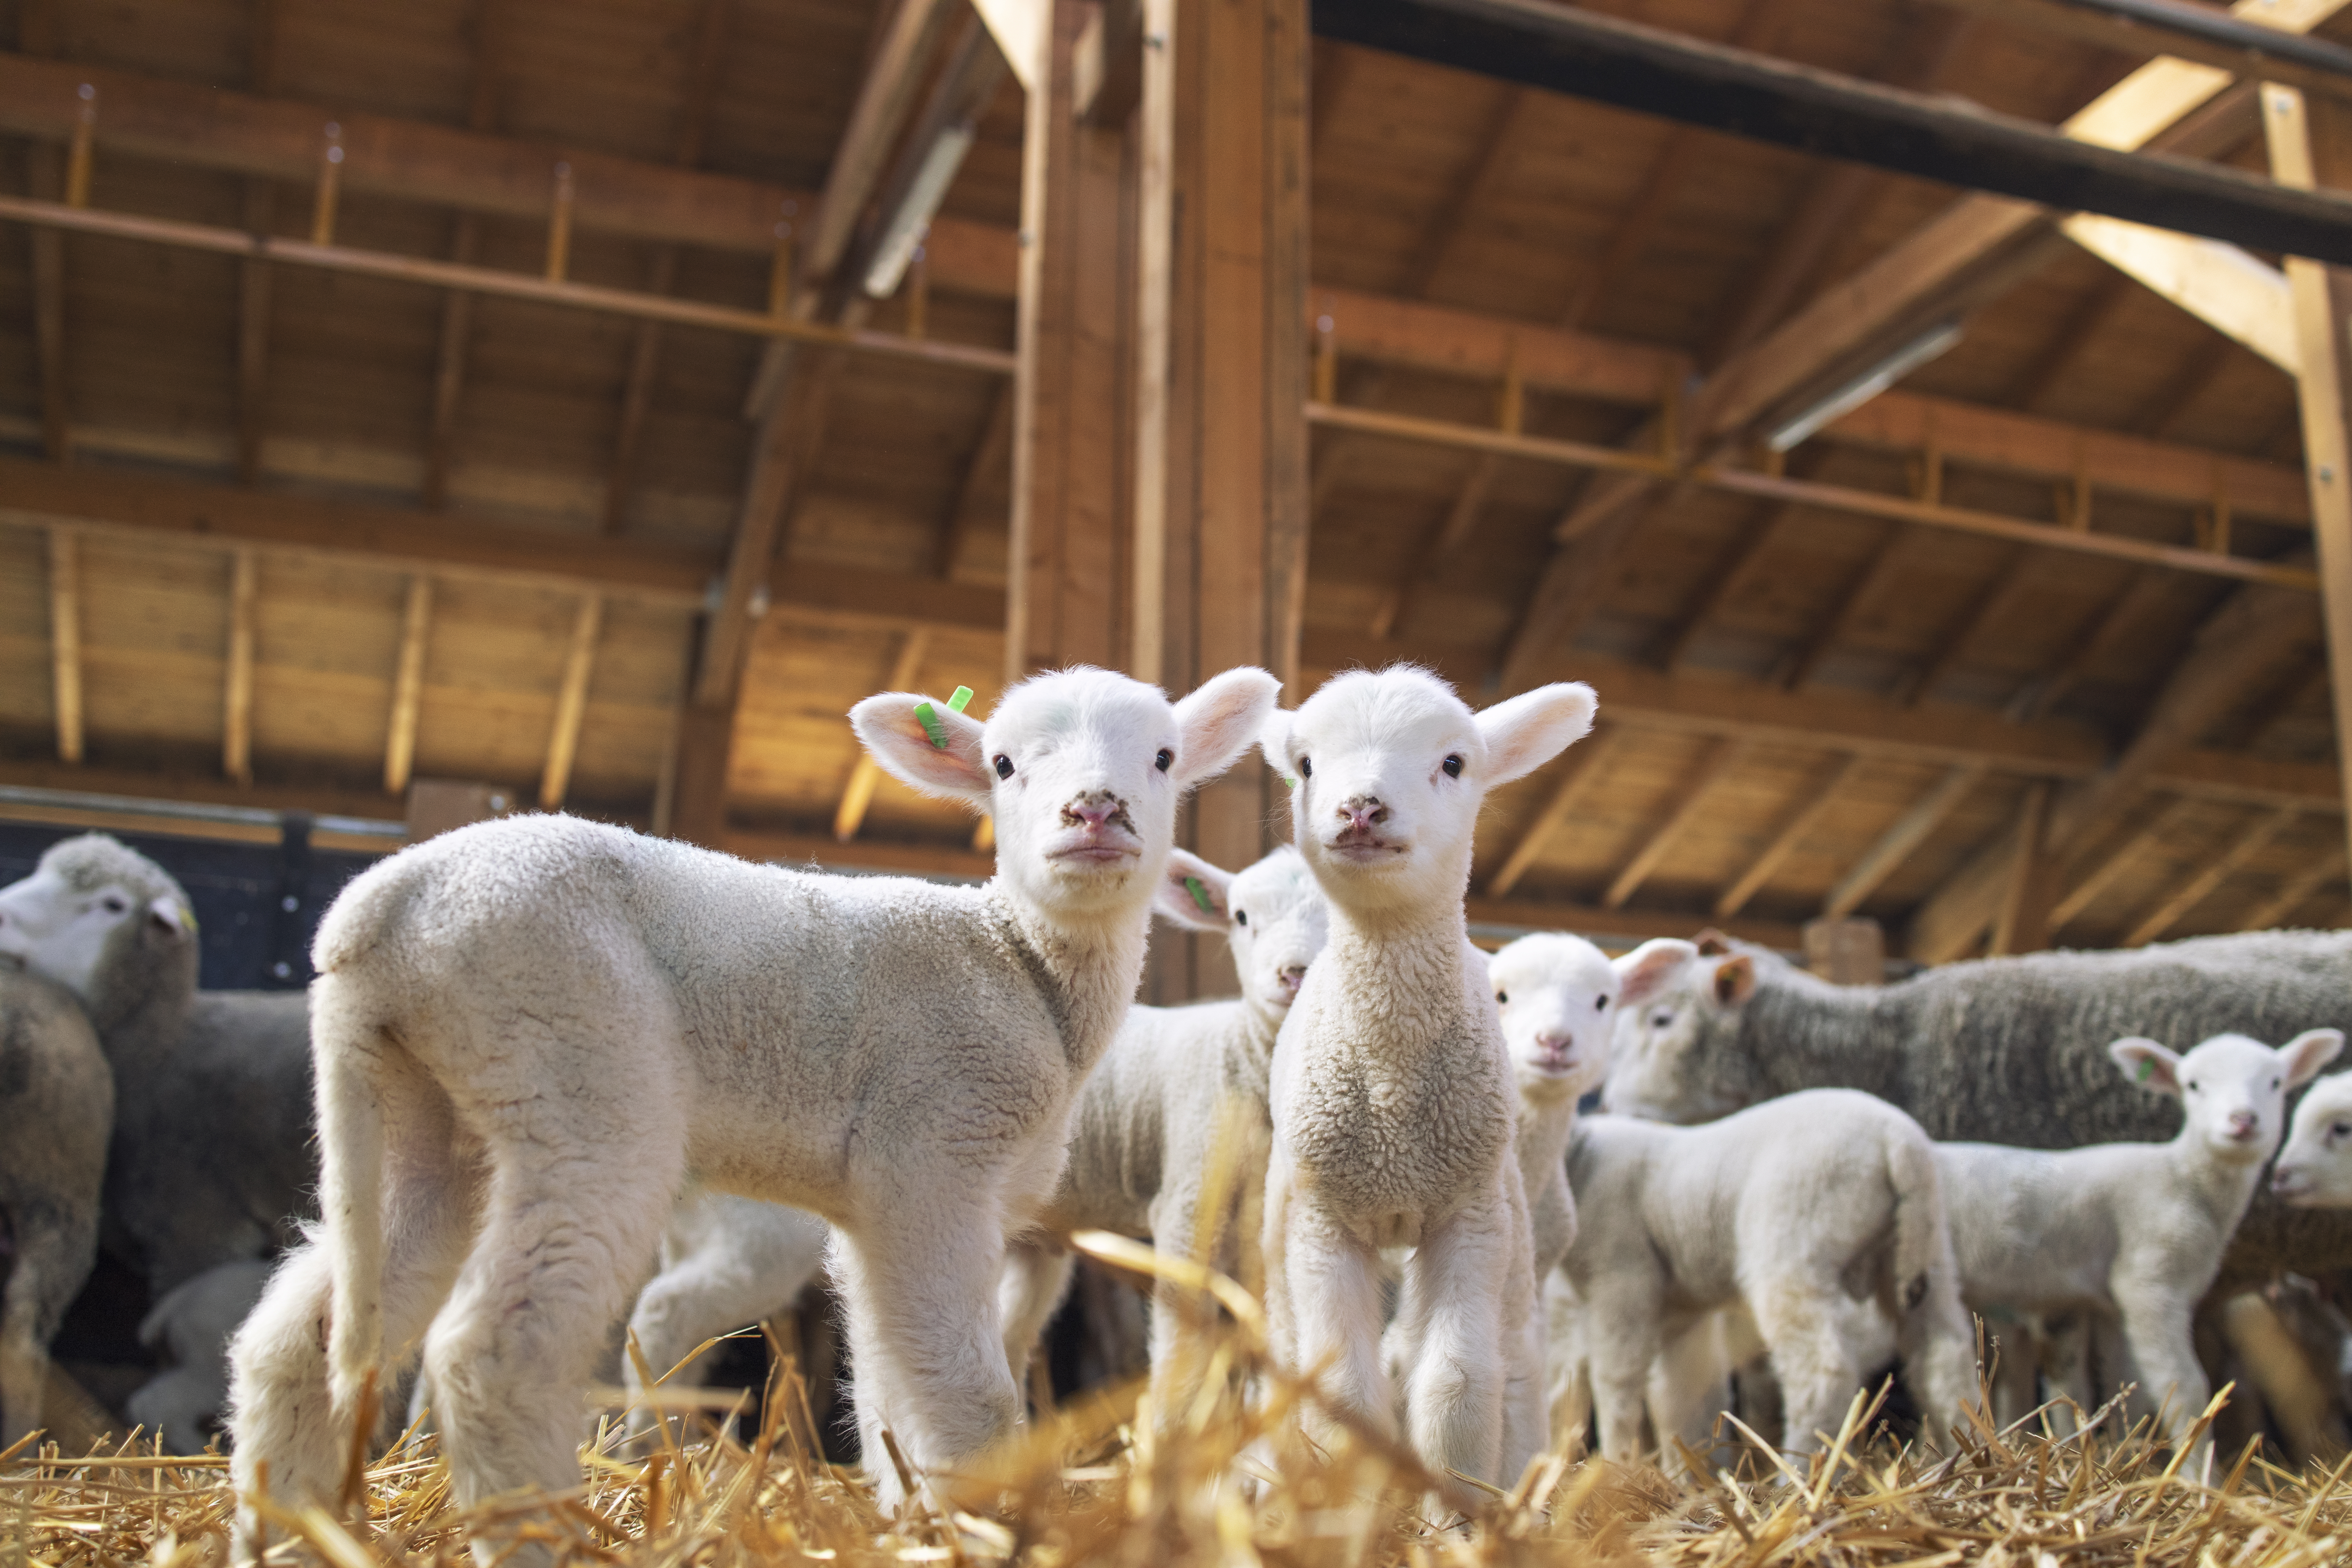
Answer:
[
  {"left": 1602, "top": 931, "right": 2352, "bottom": 1292},
  {"left": 224, "top": 664, "right": 1278, "bottom": 1543},
  {"left": 1257, "top": 665, "right": 1596, "bottom": 1510},
  {"left": 0, "top": 835, "right": 316, "bottom": 1300},
  {"left": 624, "top": 1190, "right": 830, "bottom": 1415},
  {"left": 126, "top": 1259, "right": 273, "bottom": 1454},
  {"left": 1931, "top": 1029, "right": 2344, "bottom": 1457},
  {"left": 1550, "top": 1090, "right": 1977, "bottom": 1463},
  {"left": 0, "top": 969, "right": 112, "bottom": 1446},
  {"left": 999, "top": 844, "right": 1328, "bottom": 1419},
  {"left": 2272, "top": 1070, "right": 2352, "bottom": 1207}
]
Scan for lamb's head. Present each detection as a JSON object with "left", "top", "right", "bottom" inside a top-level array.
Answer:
[
  {"left": 2274, "top": 1073, "right": 2352, "bottom": 1205},
  {"left": 1153, "top": 845, "right": 1328, "bottom": 1021},
  {"left": 0, "top": 833, "right": 199, "bottom": 1028},
  {"left": 1489, "top": 932, "right": 1619, "bottom": 1106},
  {"left": 852, "top": 665, "right": 1279, "bottom": 921},
  {"left": 2111, "top": 1029, "right": 2343, "bottom": 1169},
  {"left": 1600, "top": 936, "right": 1764, "bottom": 1124},
  {"left": 1259, "top": 666, "right": 1595, "bottom": 918}
]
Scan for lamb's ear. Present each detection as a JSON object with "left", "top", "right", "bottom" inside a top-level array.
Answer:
[
  {"left": 1153, "top": 849, "right": 1233, "bottom": 933},
  {"left": 1614, "top": 938, "right": 1696, "bottom": 1006},
  {"left": 2281, "top": 1028, "right": 2346, "bottom": 1088},
  {"left": 2109, "top": 1037, "right": 2184, "bottom": 1098},
  {"left": 1693, "top": 928, "right": 1733, "bottom": 958},
  {"left": 1475, "top": 682, "right": 1597, "bottom": 786},
  {"left": 1711, "top": 954, "right": 1756, "bottom": 1008},
  {"left": 1259, "top": 708, "right": 1296, "bottom": 780},
  {"left": 1170, "top": 667, "right": 1282, "bottom": 789},
  {"left": 849, "top": 692, "right": 993, "bottom": 805}
]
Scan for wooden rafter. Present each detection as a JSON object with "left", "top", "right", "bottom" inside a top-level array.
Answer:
[
  {"left": 233, "top": 0, "right": 280, "bottom": 487},
  {"left": 46, "top": 526, "right": 82, "bottom": 764},
  {"left": 2014, "top": 566, "right": 2164, "bottom": 721},
  {"left": 1484, "top": 727, "right": 1621, "bottom": 898},
  {"left": 1902, "top": 545, "right": 2030, "bottom": 708},
  {"left": 1370, "top": 451, "right": 1498, "bottom": 638},
  {"left": 1989, "top": 780, "right": 2054, "bottom": 957},
  {"left": 939, "top": 382, "right": 1014, "bottom": 578},
  {"left": 1821, "top": 763, "right": 1984, "bottom": 920},
  {"left": 1658, "top": 448, "right": 1830, "bottom": 672},
  {"left": 421, "top": 5, "right": 504, "bottom": 512},
  {"left": 1784, "top": 527, "right": 1907, "bottom": 691},
  {"left": 222, "top": 547, "right": 257, "bottom": 784},
  {"left": 538, "top": 593, "right": 603, "bottom": 810},
  {"left": 1602, "top": 736, "right": 1749, "bottom": 909},
  {"left": 27, "top": 145, "right": 66, "bottom": 463},
  {"left": 2048, "top": 795, "right": 2199, "bottom": 931},
  {"left": 1398, "top": 85, "right": 1527, "bottom": 300},
  {"left": 2123, "top": 805, "right": 2297, "bottom": 947},
  {"left": 1713, "top": 752, "right": 1868, "bottom": 919},
  {"left": 833, "top": 628, "right": 931, "bottom": 842},
  {"left": 383, "top": 575, "right": 432, "bottom": 796},
  {"left": 2009, "top": 272, "right": 2135, "bottom": 413},
  {"left": 2236, "top": 844, "right": 2348, "bottom": 930}
]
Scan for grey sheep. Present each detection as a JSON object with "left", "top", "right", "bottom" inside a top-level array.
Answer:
[
  {"left": 1603, "top": 930, "right": 2352, "bottom": 1293},
  {"left": 0, "top": 834, "right": 314, "bottom": 1302},
  {"left": 0, "top": 969, "right": 112, "bottom": 1446}
]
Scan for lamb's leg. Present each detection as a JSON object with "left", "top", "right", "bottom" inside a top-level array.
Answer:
[
  {"left": 1893, "top": 1279, "right": 1977, "bottom": 1454},
  {"left": 831, "top": 1202, "right": 1024, "bottom": 1514},
  {"left": 1749, "top": 1273, "right": 1862, "bottom": 1456},
  {"left": 1496, "top": 1195, "right": 1547, "bottom": 1482},
  {"left": 2040, "top": 1313, "right": 2095, "bottom": 1435},
  {"left": 626, "top": 1219, "right": 813, "bottom": 1444},
  {"left": 996, "top": 1240, "right": 1073, "bottom": 1402},
  {"left": 0, "top": 1218, "right": 66, "bottom": 1446},
  {"left": 1142, "top": 1182, "right": 1223, "bottom": 1427},
  {"left": 1395, "top": 1200, "right": 1512, "bottom": 1495},
  {"left": 1542, "top": 1272, "right": 1593, "bottom": 1456},
  {"left": 1581, "top": 1284, "right": 1665, "bottom": 1462},
  {"left": 1280, "top": 1205, "right": 1392, "bottom": 1450},
  {"left": 1650, "top": 1312, "right": 1736, "bottom": 1470},
  {"left": 2114, "top": 1286, "right": 2210, "bottom": 1462}
]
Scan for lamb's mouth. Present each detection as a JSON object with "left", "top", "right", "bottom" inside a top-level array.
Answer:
[
  {"left": 2272, "top": 1168, "right": 2314, "bottom": 1201},
  {"left": 1049, "top": 841, "right": 1139, "bottom": 866},
  {"left": 1326, "top": 837, "right": 1406, "bottom": 862}
]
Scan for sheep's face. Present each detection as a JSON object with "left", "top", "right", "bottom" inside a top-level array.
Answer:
[
  {"left": 2112, "top": 1029, "right": 2343, "bottom": 1169},
  {"left": 1601, "top": 938, "right": 1757, "bottom": 1124},
  {"left": 851, "top": 665, "right": 1279, "bottom": 921},
  {"left": 1490, "top": 932, "right": 1620, "bottom": 1106},
  {"left": 0, "top": 833, "right": 196, "bottom": 1008},
  {"left": 2274, "top": 1075, "right": 2352, "bottom": 1206},
  {"left": 1150, "top": 846, "right": 1328, "bottom": 1020},
  {"left": 1261, "top": 667, "right": 1595, "bottom": 918}
]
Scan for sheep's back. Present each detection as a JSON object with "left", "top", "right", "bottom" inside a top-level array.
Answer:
[{"left": 0, "top": 970, "right": 111, "bottom": 1220}]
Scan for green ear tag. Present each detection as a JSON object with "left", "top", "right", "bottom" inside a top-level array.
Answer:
[
  {"left": 947, "top": 686, "right": 974, "bottom": 714},
  {"left": 1184, "top": 875, "right": 1214, "bottom": 913},
  {"left": 2136, "top": 1058, "right": 2155, "bottom": 1083},
  {"left": 915, "top": 701, "right": 949, "bottom": 749},
  {"left": 179, "top": 906, "right": 200, "bottom": 934}
]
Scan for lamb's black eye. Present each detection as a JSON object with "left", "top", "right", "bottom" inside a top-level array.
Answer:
[
  {"left": 1297, "top": 756, "right": 1312, "bottom": 777},
  {"left": 2187, "top": 1081, "right": 2200, "bottom": 1093},
  {"left": 2273, "top": 1078, "right": 2283, "bottom": 1090},
  {"left": 1234, "top": 910, "right": 1248, "bottom": 927},
  {"left": 1442, "top": 755, "right": 1464, "bottom": 778},
  {"left": 994, "top": 755, "right": 1014, "bottom": 779},
  {"left": 1595, "top": 995, "right": 1610, "bottom": 1011},
  {"left": 1155, "top": 748, "right": 1173, "bottom": 772},
  {"left": 101, "top": 895, "right": 126, "bottom": 915},
  {"left": 1496, "top": 990, "right": 1508, "bottom": 1004},
  {"left": 2337, "top": 1121, "right": 2351, "bottom": 1139}
]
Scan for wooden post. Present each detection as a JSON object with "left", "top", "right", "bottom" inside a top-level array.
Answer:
[
  {"left": 1989, "top": 780, "right": 2055, "bottom": 957},
  {"left": 223, "top": 547, "right": 258, "bottom": 784},
  {"left": 383, "top": 574, "right": 432, "bottom": 795},
  {"left": 2264, "top": 84, "right": 2352, "bottom": 873},
  {"left": 47, "top": 526, "right": 82, "bottom": 765},
  {"left": 1801, "top": 917, "right": 1884, "bottom": 985}
]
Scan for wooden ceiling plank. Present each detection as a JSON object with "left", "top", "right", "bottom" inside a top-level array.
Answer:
[
  {"left": 1399, "top": 85, "right": 1527, "bottom": 300},
  {"left": 1484, "top": 727, "right": 1622, "bottom": 898},
  {"left": 833, "top": 628, "right": 931, "bottom": 842},
  {"left": 1988, "top": 778, "right": 2055, "bottom": 956},
  {"left": 2122, "top": 803, "right": 2297, "bottom": 946},
  {"left": 2236, "top": 843, "right": 2348, "bottom": 929},
  {"left": 2131, "top": 335, "right": 2234, "bottom": 438},
  {"left": 2013, "top": 565, "right": 2164, "bottom": 720},
  {"left": 46, "top": 526, "right": 82, "bottom": 765},
  {"left": 1821, "top": 762, "right": 1986, "bottom": 920},
  {"left": 2048, "top": 794, "right": 2197, "bottom": 930},
  {"left": 422, "top": 6, "right": 506, "bottom": 512},
  {"left": 1902, "top": 545, "right": 2032, "bottom": 708},
  {"left": 27, "top": 146, "right": 66, "bottom": 464},
  {"left": 2009, "top": 272, "right": 2136, "bottom": 412},
  {"left": 1602, "top": 735, "right": 1749, "bottom": 910},
  {"left": 1558, "top": 127, "right": 1702, "bottom": 331},
  {"left": 1785, "top": 527, "right": 1909, "bottom": 692},
  {"left": 234, "top": 0, "right": 281, "bottom": 488},
  {"left": 1713, "top": 751, "right": 1868, "bottom": 918},
  {"left": 383, "top": 575, "right": 433, "bottom": 797},
  {"left": 939, "top": 381, "right": 1015, "bottom": 578},
  {"left": 537, "top": 593, "right": 604, "bottom": 811},
  {"left": 222, "top": 547, "right": 257, "bottom": 785},
  {"left": 1370, "top": 451, "right": 1498, "bottom": 638}
]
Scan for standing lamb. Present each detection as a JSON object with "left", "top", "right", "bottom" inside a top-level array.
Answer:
[
  {"left": 624, "top": 1189, "right": 831, "bottom": 1419},
  {"left": 999, "top": 844, "right": 1328, "bottom": 1418},
  {"left": 126, "top": 1258, "right": 274, "bottom": 1454},
  {"left": 1258, "top": 665, "right": 1596, "bottom": 1510},
  {"left": 224, "top": 664, "right": 1277, "bottom": 1543},
  {"left": 1602, "top": 932, "right": 2352, "bottom": 1291},
  {"left": 0, "top": 835, "right": 315, "bottom": 1299},
  {"left": 0, "top": 969, "right": 112, "bottom": 1446},
  {"left": 1552, "top": 1090, "right": 1977, "bottom": 1462}
]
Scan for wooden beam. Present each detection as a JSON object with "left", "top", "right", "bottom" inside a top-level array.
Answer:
[
  {"left": 2048, "top": 794, "right": 2198, "bottom": 929},
  {"left": 1484, "top": 727, "right": 1622, "bottom": 898},
  {"left": 2122, "top": 804, "right": 2296, "bottom": 946},
  {"left": 939, "top": 382, "right": 1014, "bottom": 578},
  {"left": 1398, "top": 85, "right": 1528, "bottom": 300},
  {"left": 422, "top": 217, "right": 480, "bottom": 510},
  {"left": 667, "top": 701, "right": 735, "bottom": 849},
  {"left": 2060, "top": 214, "right": 2295, "bottom": 371},
  {"left": 2266, "top": 83, "right": 2352, "bottom": 881},
  {"left": 1988, "top": 779, "right": 2056, "bottom": 955},
  {"left": 234, "top": 183, "right": 273, "bottom": 484},
  {"left": 537, "top": 593, "right": 603, "bottom": 810},
  {"left": 1713, "top": 752, "right": 1867, "bottom": 918},
  {"left": 1369, "top": 451, "right": 1497, "bottom": 637},
  {"left": 1902, "top": 545, "right": 2030, "bottom": 706},
  {"left": 0, "top": 50, "right": 1018, "bottom": 296},
  {"left": 222, "top": 547, "right": 257, "bottom": 784},
  {"left": 1313, "top": 286, "right": 1686, "bottom": 406},
  {"left": 1316, "top": 0, "right": 2352, "bottom": 264},
  {"left": 1785, "top": 526, "right": 1907, "bottom": 691},
  {"left": 1660, "top": 448, "right": 1831, "bottom": 672},
  {"left": 1928, "top": 0, "right": 2352, "bottom": 104},
  {"left": 383, "top": 575, "right": 432, "bottom": 796},
  {"left": 46, "top": 526, "right": 82, "bottom": 764},
  {"left": 1821, "top": 763, "right": 1984, "bottom": 919},
  {"left": 833, "top": 628, "right": 931, "bottom": 842},
  {"left": 27, "top": 144, "right": 66, "bottom": 463},
  {"left": 2236, "top": 843, "right": 2347, "bottom": 929},
  {"left": 1603, "top": 736, "right": 1749, "bottom": 909}
]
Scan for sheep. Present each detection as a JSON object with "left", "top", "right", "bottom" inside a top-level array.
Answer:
[
  {"left": 1550, "top": 1090, "right": 1977, "bottom": 1463},
  {"left": 624, "top": 1190, "right": 830, "bottom": 1422},
  {"left": 0, "top": 834, "right": 316, "bottom": 1299},
  {"left": 224, "top": 664, "right": 1278, "bottom": 1543},
  {"left": 1602, "top": 931, "right": 2352, "bottom": 1293},
  {"left": 0, "top": 969, "right": 112, "bottom": 1447},
  {"left": 1256, "top": 665, "right": 1597, "bottom": 1510},
  {"left": 2272, "top": 1070, "right": 2352, "bottom": 1208},
  {"left": 1934, "top": 1029, "right": 2340, "bottom": 1461},
  {"left": 999, "top": 844, "right": 1328, "bottom": 1420},
  {"left": 125, "top": 1259, "right": 273, "bottom": 1454}
]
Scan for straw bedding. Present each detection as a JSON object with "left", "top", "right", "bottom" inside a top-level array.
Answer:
[{"left": 9, "top": 1242, "right": 2351, "bottom": 1568}]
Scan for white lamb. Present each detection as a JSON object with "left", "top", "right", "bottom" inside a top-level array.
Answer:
[
  {"left": 225, "top": 664, "right": 1278, "bottom": 1545},
  {"left": 2271, "top": 1070, "right": 2352, "bottom": 1208},
  {"left": 1258, "top": 665, "right": 1596, "bottom": 1511},
  {"left": 126, "top": 1258, "right": 273, "bottom": 1454},
  {"left": 625, "top": 1190, "right": 830, "bottom": 1416},
  {"left": 999, "top": 844, "right": 1328, "bottom": 1418},
  {"left": 1935, "top": 1028, "right": 2341, "bottom": 1461},
  {"left": 1551, "top": 1089, "right": 1977, "bottom": 1462}
]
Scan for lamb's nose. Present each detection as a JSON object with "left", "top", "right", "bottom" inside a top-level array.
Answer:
[
  {"left": 1065, "top": 796, "right": 1118, "bottom": 829},
  {"left": 1337, "top": 795, "right": 1387, "bottom": 832},
  {"left": 1279, "top": 964, "right": 1307, "bottom": 992},
  {"left": 2228, "top": 1110, "right": 2259, "bottom": 1138}
]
